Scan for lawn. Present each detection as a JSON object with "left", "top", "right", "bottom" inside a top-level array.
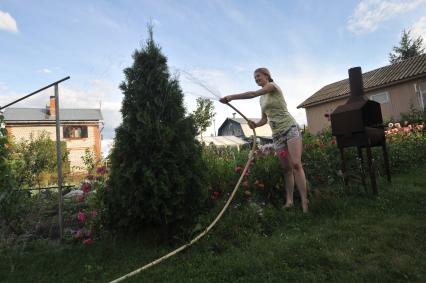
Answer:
[{"left": 1, "top": 167, "right": 426, "bottom": 283}]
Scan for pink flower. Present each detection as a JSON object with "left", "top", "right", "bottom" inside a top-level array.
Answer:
[
  {"left": 77, "top": 212, "right": 86, "bottom": 223},
  {"left": 211, "top": 191, "right": 220, "bottom": 200},
  {"left": 75, "top": 229, "right": 84, "bottom": 238},
  {"left": 235, "top": 166, "right": 242, "bottom": 173},
  {"left": 76, "top": 194, "right": 85, "bottom": 203},
  {"left": 278, "top": 149, "right": 288, "bottom": 159},
  {"left": 96, "top": 166, "right": 106, "bottom": 175},
  {"left": 83, "top": 238, "right": 94, "bottom": 245},
  {"left": 91, "top": 210, "right": 97, "bottom": 218},
  {"left": 81, "top": 182, "right": 91, "bottom": 194}
]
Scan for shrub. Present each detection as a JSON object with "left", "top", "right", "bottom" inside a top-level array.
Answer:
[{"left": 102, "top": 27, "right": 207, "bottom": 239}]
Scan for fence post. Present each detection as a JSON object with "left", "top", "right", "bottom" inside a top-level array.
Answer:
[{"left": 54, "top": 83, "right": 64, "bottom": 240}]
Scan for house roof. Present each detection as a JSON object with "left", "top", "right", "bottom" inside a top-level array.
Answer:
[
  {"left": 297, "top": 53, "right": 426, "bottom": 108},
  {"left": 196, "top": 135, "right": 248, "bottom": 147},
  {"left": 3, "top": 108, "right": 103, "bottom": 122},
  {"left": 220, "top": 117, "right": 273, "bottom": 137}
]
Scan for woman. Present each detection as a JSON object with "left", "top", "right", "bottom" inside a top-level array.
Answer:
[{"left": 220, "top": 68, "right": 308, "bottom": 213}]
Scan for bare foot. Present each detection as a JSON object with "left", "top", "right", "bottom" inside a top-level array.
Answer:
[
  {"left": 283, "top": 202, "right": 293, "bottom": 208},
  {"left": 302, "top": 199, "right": 309, "bottom": 213}
]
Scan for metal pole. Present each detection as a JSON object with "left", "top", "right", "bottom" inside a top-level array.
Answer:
[{"left": 54, "top": 84, "right": 64, "bottom": 240}]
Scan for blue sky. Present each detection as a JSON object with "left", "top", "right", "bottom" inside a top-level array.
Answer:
[{"left": 1, "top": 0, "right": 426, "bottom": 154}]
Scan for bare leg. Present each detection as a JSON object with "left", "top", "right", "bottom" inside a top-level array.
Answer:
[
  {"left": 287, "top": 137, "right": 309, "bottom": 213},
  {"left": 279, "top": 154, "right": 294, "bottom": 207}
]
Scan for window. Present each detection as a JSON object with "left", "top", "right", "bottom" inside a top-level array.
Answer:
[
  {"left": 370, "top": 92, "right": 389, "bottom": 104},
  {"left": 63, "top": 126, "right": 88, "bottom": 139},
  {"left": 419, "top": 82, "right": 426, "bottom": 110}
]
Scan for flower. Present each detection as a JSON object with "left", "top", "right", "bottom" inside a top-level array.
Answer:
[
  {"left": 242, "top": 180, "right": 249, "bottom": 188},
  {"left": 388, "top": 122, "right": 394, "bottom": 128},
  {"left": 211, "top": 191, "right": 220, "bottom": 200},
  {"left": 255, "top": 180, "right": 265, "bottom": 190},
  {"left": 244, "top": 190, "right": 251, "bottom": 197},
  {"left": 75, "top": 229, "right": 84, "bottom": 238},
  {"left": 235, "top": 166, "right": 243, "bottom": 173},
  {"left": 278, "top": 149, "right": 288, "bottom": 159},
  {"left": 76, "top": 194, "right": 85, "bottom": 203},
  {"left": 91, "top": 210, "right": 98, "bottom": 218},
  {"left": 96, "top": 166, "right": 106, "bottom": 175},
  {"left": 83, "top": 238, "right": 94, "bottom": 245},
  {"left": 81, "top": 182, "right": 91, "bottom": 194},
  {"left": 87, "top": 175, "right": 94, "bottom": 181},
  {"left": 77, "top": 212, "right": 86, "bottom": 223},
  {"left": 395, "top": 123, "right": 401, "bottom": 128}
]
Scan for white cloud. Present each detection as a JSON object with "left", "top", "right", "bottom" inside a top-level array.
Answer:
[
  {"left": 0, "top": 10, "right": 18, "bottom": 33},
  {"left": 412, "top": 16, "right": 426, "bottom": 39},
  {"left": 348, "top": 0, "right": 426, "bottom": 34},
  {"left": 40, "top": 68, "right": 52, "bottom": 74}
]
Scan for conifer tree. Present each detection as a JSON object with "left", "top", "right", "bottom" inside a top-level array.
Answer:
[
  {"left": 389, "top": 29, "right": 425, "bottom": 64},
  {"left": 103, "top": 27, "right": 207, "bottom": 237}
]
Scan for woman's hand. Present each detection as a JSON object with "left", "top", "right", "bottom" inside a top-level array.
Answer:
[
  {"left": 219, "top": 96, "right": 232, "bottom": 104},
  {"left": 248, "top": 120, "right": 257, "bottom": 129}
]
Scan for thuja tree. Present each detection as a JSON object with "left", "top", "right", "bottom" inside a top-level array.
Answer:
[{"left": 103, "top": 28, "right": 207, "bottom": 237}]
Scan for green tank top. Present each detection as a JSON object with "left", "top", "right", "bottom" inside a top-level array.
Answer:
[{"left": 259, "top": 82, "right": 297, "bottom": 135}]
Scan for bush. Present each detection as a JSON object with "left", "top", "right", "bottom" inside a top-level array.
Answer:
[
  {"left": 0, "top": 112, "right": 29, "bottom": 234},
  {"left": 9, "top": 131, "right": 70, "bottom": 188}
]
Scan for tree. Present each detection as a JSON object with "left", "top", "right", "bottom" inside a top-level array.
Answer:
[
  {"left": 191, "top": 97, "right": 215, "bottom": 139},
  {"left": 102, "top": 26, "right": 207, "bottom": 238},
  {"left": 389, "top": 29, "right": 425, "bottom": 64}
]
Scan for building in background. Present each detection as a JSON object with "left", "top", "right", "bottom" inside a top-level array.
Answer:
[
  {"left": 4, "top": 96, "right": 103, "bottom": 172},
  {"left": 218, "top": 114, "right": 273, "bottom": 145},
  {"left": 298, "top": 54, "right": 426, "bottom": 134}
]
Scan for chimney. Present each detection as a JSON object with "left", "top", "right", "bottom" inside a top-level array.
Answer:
[
  {"left": 232, "top": 113, "right": 236, "bottom": 118},
  {"left": 49, "top": 96, "right": 56, "bottom": 116},
  {"left": 348, "top": 67, "right": 366, "bottom": 103}
]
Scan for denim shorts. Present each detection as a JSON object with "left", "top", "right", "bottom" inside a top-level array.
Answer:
[{"left": 272, "top": 125, "right": 301, "bottom": 150}]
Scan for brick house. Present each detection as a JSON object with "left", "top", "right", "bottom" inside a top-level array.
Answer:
[
  {"left": 298, "top": 54, "right": 426, "bottom": 134},
  {"left": 3, "top": 96, "right": 103, "bottom": 171}
]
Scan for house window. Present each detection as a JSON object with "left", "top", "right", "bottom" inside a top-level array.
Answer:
[
  {"left": 63, "top": 126, "right": 88, "bottom": 139},
  {"left": 370, "top": 92, "right": 389, "bottom": 104},
  {"left": 419, "top": 82, "right": 426, "bottom": 110}
]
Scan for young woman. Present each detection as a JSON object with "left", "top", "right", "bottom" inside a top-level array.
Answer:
[{"left": 220, "top": 68, "right": 308, "bottom": 213}]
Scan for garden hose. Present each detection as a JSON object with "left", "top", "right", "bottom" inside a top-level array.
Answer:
[{"left": 110, "top": 102, "right": 257, "bottom": 283}]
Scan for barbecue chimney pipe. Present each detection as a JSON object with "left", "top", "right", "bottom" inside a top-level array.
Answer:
[{"left": 348, "top": 67, "right": 366, "bottom": 103}]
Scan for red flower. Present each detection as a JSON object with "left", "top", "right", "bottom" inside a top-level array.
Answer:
[
  {"left": 82, "top": 238, "right": 94, "bottom": 245},
  {"left": 77, "top": 212, "right": 86, "bottom": 223},
  {"left": 81, "top": 182, "right": 91, "bottom": 194},
  {"left": 76, "top": 194, "right": 85, "bottom": 203},
  {"left": 211, "top": 191, "right": 220, "bottom": 200},
  {"left": 278, "top": 149, "right": 288, "bottom": 159},
  {"left": 331, "top": 139, "right": 336, "bottom": 145},
  {"left": 235, "top": 166, "right": 243, "bottom": 173},
  {"left": 91, "top": 210, "right": 98, "bottom": 218}
]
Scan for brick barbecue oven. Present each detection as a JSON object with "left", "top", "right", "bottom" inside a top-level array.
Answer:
[{"left": 330, "top": 67, "right": 391, "bottom": 194}]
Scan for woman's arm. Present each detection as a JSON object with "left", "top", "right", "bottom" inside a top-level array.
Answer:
[
  {"left": 248, "top": 112, "right": 267, "bottom": 129},
  {"left": 220, "top": 83, "right": 275, "bottom": 103}
]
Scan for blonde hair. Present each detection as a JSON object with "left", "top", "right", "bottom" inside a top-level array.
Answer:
[{"left": 254, "top": 67, "right": 273, "bottom": 82}]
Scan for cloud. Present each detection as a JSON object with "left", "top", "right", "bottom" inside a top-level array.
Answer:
[
  {"left": 348, "top": 0, "right": 426, "bottom": 34},
  {"left": 40, "top": 68, "right": 52, "bottom": 74},
  {"left": 0, "top": 10, "right": 18, "bottom": 33},
  {"left": 412, "top": 16, "right": 426, "bottom": 39}
]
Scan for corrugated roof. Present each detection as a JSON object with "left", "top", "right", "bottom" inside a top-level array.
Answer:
[
  {"left": 197, "top": 136, "right": 248, "bottom": 147},
  {"left": 298, "top": 54, "right": 426, "bottom": 108},
  {"left": 3, "top": 108, "right": 103, "bottom": 122},
  {"left": 224, "top": 117, "right": 272, "bottom": 137}
]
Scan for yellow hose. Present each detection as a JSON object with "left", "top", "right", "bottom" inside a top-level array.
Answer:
[{"left": 110, "top": 102, "right": 256, "bottom": 283}]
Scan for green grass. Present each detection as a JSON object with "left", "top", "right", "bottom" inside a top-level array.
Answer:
[{"left": 1, "top": 167, "right": 426, "bottom": 283}]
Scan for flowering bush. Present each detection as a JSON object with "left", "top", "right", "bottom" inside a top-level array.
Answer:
[{"left": 68, "top": 165, "right": 107, "bottom": 244}]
